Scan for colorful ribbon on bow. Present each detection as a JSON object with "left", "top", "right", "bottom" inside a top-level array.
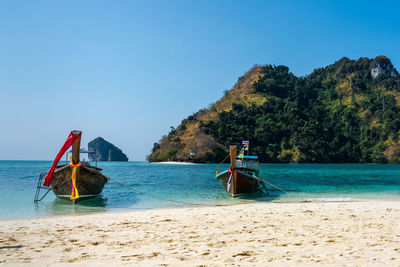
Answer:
[
  {"left": 69, "top": 160, "right": 81, "bottom": 200},
  {"left": 227, "top": 168, "right": 233, "bottom": 191}
]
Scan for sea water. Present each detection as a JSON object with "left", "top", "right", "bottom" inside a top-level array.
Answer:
[{"left": 0, "top": 161, "right": 400, "bottom": 220}]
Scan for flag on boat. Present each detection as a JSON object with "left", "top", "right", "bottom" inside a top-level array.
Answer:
[{"left": 242, "top": 140, "right": 249, "bottom": 150}]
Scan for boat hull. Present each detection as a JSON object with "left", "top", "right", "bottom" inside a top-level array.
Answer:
[
  {"left": 216, "top": 170, "right": 259, "bottom": 197},
  {"left": 50, "top": 164, "right": 109, "bottom": 201}
]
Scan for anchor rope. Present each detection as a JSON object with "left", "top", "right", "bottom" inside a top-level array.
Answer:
[
  {"left": 215, "top": 153, "right": 231, "bottom": 175},
  {"left": 109, "top": 178, "right": 206, "bottom": 206},
  {"left": 110, "top": 173, "right": 301, "bottom": 206},
  {"left": 252, "top": 174, "right": 308, "bottom": 202},
  {"left": 253, "top": 175, "right": 290, "bottom": 194}
]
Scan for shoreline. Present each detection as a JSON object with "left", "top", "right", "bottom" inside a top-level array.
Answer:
[
  {"left": 1, "top": 197, "right": 398, "bottom": 222},
  {"left": 1, "top": 200, "right": 400, "bottom": 265}
]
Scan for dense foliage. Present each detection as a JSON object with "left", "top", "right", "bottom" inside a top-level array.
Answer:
[{"left": 149, "top": 56, "right": 400, "bottom": 163}]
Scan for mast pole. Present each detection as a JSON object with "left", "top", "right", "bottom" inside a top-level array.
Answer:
[
  {"left": 229, "top": 146, "right": 237, "bottom": 196},
  {"left": 71, "top": 130, "right": 82, "bottom": 204}
]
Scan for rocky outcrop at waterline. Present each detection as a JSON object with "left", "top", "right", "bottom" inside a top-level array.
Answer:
[{"left": 88, "top": 137, "right": 128, "bottom": 161}]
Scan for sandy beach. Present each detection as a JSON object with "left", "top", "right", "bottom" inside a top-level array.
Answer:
[{"left": 1, "top": 201, "right": 400, "bottom": 266}]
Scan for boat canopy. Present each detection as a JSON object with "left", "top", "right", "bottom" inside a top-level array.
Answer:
[
  {"left": 67, "top": 149, "right": 95, "bottom": 154},
  {"left": 236, "top": 155, "right": 258, "bottom": 160}
]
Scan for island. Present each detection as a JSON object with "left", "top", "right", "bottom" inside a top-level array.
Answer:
[
  {"left": 148, "top": 56, "right": 400, "bottom": 163},
  {"left": 88, "top": 137, "right": 128, "bottom": 161}
]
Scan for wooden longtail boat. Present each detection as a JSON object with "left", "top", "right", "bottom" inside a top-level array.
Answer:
[
  {"left": 216, "top": 145, "right": 263, "bottom": 197},
  {"left": 43, "top": 130, "right": 109, "bottom": 203}
]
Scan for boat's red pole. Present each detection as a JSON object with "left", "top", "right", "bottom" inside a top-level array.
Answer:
[
  {"left": 43, "top": 131, "right": 82, "bottom": 187},
  {"left": 70, "top": 131, "right": 82, "bottom": 204}
]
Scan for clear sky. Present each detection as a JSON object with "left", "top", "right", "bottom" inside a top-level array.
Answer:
[{"left": 1, "top": 0, "right": 399, "bottom": 161}]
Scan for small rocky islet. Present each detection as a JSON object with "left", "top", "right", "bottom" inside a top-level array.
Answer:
[{"left": 88, "top": 137, "right": 128, "bottom": 161}]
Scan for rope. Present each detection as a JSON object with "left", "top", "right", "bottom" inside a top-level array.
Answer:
[
  {"left": 109, "top": 178, "right": 205, "bottom": 206},
  {"left": 216, "top": 153, "right": 231, "bottom": 175},
  {"left": 253, "top": 174, "right": 308, "bottom": 202},
  {"left": 253, "top": 175, "right": 291, "bottom": 194},
  {"left": 110, "top": 175, "right": 304, "bottom": 205}
]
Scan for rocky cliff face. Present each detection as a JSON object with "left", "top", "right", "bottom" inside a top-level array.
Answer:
[
  {"left": 371, "top": 56, "right": 398, "bottom": 78},
  {"left": 88, "top": 137, "right": 128, "bottom": 161}
]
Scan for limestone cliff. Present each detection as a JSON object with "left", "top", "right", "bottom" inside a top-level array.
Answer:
[
  {"left": 371, "top": 56, "right": 399, "bottom": 78},
  {"left": 88, "top": 137, "right": 128, "bottom": 161}
]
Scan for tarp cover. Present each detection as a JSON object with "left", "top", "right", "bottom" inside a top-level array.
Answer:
[{"left": 43, "top": 131, "right": 81, "bottom": 187}]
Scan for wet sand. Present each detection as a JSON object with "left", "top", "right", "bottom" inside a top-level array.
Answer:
[{"left": 1, "top": 201, "right": 400, "bottom": 266}]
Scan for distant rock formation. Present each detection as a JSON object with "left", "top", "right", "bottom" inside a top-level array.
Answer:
[{"left": 88, "top": 137, "right": 128, "bottom": 161}]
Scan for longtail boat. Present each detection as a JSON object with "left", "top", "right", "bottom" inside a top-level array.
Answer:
[
  {"left": 41, "top": 130, "right": 109, "bottom": 203},
  {"left": 216, "top": 142, "right": 265, "bottom": 197}
]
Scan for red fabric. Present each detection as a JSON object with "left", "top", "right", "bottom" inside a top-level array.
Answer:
[{"left": 43, "top": 131, "right": 81, "bottom": 187}]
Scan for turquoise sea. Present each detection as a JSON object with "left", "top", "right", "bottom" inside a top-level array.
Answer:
[{"left": 1, "top": 161, "right": 400, "bottom": 220}]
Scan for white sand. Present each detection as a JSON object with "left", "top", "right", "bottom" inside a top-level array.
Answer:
[{"left": 1, "top": 201, "right": 400, "bottom": 266}]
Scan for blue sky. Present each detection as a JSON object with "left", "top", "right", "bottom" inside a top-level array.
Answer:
[{"left": 1, "top": 0, "right": 399, "bottom": 160}]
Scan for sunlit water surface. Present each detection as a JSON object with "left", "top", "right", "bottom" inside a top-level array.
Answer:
[{"left": 1, "top": 161, "right": 400, "bottom": 220}]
